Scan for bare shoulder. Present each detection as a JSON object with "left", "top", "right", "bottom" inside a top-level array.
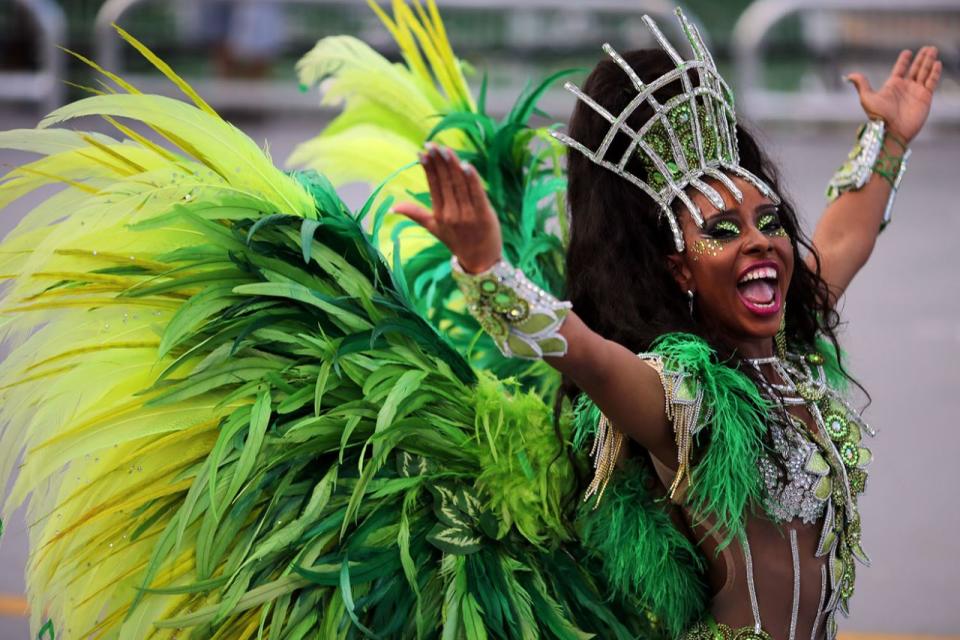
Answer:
[{"left": 559, "top": 320, "right": 676, "bottom": 463}]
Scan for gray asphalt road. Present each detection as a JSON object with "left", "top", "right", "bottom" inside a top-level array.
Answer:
[{"left": 0, "top": 108, "right": 958, "bottom": 637}]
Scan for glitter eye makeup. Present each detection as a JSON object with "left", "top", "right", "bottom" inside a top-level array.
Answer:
[
  {"left": 758, "top": 211, "right": 788, "bottom": 238},
  {"left": 707, "top": 219, "right": 741, "bottom": 240}
]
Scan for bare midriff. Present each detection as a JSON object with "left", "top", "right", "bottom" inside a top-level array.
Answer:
[{"left": 649, "top": 453, "right": 832, "bottom": 640}]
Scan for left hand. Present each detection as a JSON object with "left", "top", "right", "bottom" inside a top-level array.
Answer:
[{"left": 846, "top": 46, "right": 943, "bottom": 143}]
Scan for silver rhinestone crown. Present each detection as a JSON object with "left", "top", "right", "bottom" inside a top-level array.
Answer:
[{"left": 551, "top": 8, "right": 780, "bottom": 252}]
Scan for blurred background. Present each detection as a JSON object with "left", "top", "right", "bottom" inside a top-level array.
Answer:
[{"left": 1, "top": 0, "right": 958, "bottom": 638}]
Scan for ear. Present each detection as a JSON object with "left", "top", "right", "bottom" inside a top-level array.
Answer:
[{"left": 666, "top": 252, "right": 694, "bottom": 293}]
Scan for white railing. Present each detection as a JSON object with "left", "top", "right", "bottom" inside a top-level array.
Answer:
[
  {"left": 732, "top": 0, "right": 960, "bottom": 125},
  {"left": 91, "top": 0, "right": 706, "bottom": 114},
  {"left": 0, "top": 0, "right": 66, "bottom": 113}
]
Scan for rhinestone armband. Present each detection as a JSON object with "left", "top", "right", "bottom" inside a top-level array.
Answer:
[
  {"left": 450, "top": 257, "right": 572, "bottom": 359},
  {"left": 826, "top": 119, "right": 911, "bottom": 232}
]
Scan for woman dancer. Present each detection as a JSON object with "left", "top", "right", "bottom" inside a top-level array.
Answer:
[
  {"left": 0, "top": 5, "right": 942, "bottom": 638},
  {"left": 395, "top": 12, "right": 941, "bottom": 638}
]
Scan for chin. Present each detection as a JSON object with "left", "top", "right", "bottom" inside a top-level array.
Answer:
[
  {"left": 738, "top": 319, "right": 781, "bottom": 340},
  {"left": 723, "top": 289, "right": 785, "bottom": 344}
]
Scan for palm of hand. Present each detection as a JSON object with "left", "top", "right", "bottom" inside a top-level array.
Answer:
[
  {"left": 860, "top": 75, "right": 933, "bottom": 141},
  {"left": 393, "top": 144, "right": 504, "bottom": 274},
  {"left": 848, "top": 46, "right": 942, "bottom": 142}
]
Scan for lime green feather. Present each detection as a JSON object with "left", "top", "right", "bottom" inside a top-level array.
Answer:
[
  {"left": 0, "top": 74, "right": 641, "bottom": 638},
  {"left": 289, "top": 1, "right": 572, "bottom": 399}
]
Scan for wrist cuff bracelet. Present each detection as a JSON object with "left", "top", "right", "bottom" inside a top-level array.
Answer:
[
  {"left": 825, "top": 119, "right": 910, "bottom": 233},
  {"left": 450, "top": 257, "right": 572, "bottom": 360}
]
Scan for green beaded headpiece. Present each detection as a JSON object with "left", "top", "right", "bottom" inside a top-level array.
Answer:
[{"left": 551, "top": 8, "right": 781, "bottom": 252}]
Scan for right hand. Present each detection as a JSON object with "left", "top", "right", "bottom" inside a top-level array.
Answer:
[{"left": 393, "top": 143, "right": 503, "bottom": 274}]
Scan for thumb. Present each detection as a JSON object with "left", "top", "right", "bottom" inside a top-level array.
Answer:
[
  {"left": 393, "top": 202, "right": 439, "bottom": 236},
  {"left": 845, "top": 72, "right": 873, "bottom": 98}
]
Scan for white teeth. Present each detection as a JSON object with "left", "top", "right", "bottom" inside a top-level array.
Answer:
[{"left": 738, "top": 266, "right": 778, "bottom": 284}]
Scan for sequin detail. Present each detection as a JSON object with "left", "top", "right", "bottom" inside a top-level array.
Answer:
[{"left": 745, "top": 351, "right": 875, "bottom": 631}]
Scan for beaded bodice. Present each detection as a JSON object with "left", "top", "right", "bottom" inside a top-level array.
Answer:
[
  {"left": 758, "top": 415, "right": 831, "bottom": 525},
  {"left": 582, "top": 339, "right": 876, "bottom": 640},
  {"left": 744, "top": 351, "right": 875, "bottom": 638}
]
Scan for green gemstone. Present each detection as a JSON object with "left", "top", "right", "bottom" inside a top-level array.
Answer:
[
  {"left": 823, "top": 412, "right": 849, "bottom": 440},
  {"left": 479, "top": 279, "right": 498, "bottom": 294},
  {"left": 840, "top": 442, "right": 859, "bottom": 467},
  {"left": 648, "top": 134, "right": 668, "bottom": 155},
  {"left": 506, "top": 334, "right": 538, "bottom": 358},
  {"left": 506, "top": 301, "right": 529, "bottom": 322},
  {"left": 514, "top": 312, "right": 553, "bottom": 333},
  {"left": 490, "top": 290, "right": 518, "bottom": 313},
  {"left": 538, "top": 336, "right": 566, "bottom": 354},
  {"left": 806, "top": 352, "right": 825, "bottom": 365}
]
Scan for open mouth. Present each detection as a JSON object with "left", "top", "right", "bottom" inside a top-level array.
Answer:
[{"left": 736, "top": 263, "right": 782, "bottom": 316}]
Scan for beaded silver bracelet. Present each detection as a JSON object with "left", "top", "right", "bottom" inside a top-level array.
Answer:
[
  {"left": 450, "top": 257, "right": 572, "bottom": 359},
  {"left": 826, "top": 119, "right": 911, "bottom": 232}
]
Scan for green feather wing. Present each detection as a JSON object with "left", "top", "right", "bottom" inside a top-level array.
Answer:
[
  {"left": 291, "top": 0, "right": 574, "bottom": 397},
  {"left": 0, "top": 32, "right": 665, "bottom": 640}
]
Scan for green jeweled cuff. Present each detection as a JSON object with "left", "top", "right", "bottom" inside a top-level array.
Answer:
[
  {"left": 450, "top": 257, "right": 572, "bottom": 360},
  {"left": 826, "top": 119, "right": 911, "bottom": 232}
]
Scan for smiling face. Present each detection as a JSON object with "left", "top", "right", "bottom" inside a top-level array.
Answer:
[{"left": 669, "top": 175, "right": 794, "bottom": 358}]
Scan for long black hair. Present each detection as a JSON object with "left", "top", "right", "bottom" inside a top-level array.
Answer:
[{"left": 556, "top": 48, "right": 850, "bottom": 416}]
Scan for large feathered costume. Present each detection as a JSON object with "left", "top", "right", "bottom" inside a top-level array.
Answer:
[{"left": 0, "top": 2, "right": 853, "bottom": 638}]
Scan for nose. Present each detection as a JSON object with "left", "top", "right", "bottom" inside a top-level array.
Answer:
[{"left": 741, "top": 223, "right": 774, "bottom": 255}]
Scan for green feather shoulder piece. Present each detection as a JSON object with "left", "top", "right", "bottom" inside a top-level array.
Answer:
[
  {"left": 574, "top": 455, "right": 707, "bottom": 639},
  {"left": 649, "top": 333, "right": 769, "bottom": 546},
  {"left": 572, "top": 332, "right": 772, "bottom": 635}
]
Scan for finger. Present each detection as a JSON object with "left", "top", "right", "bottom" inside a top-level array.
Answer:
[
  {"left": 891, "top": 49, "right": 912, "bottom": 79},
  {"left": 926, "top": 60, "right": 943, "bottom": 92},
  {"left": 393, "top": 202, "right": 440, "bottom": 236},
  {"left": 462, "top": 160, "right": 490, "bottom": 220},
  {"left": 907, "top": 46, "right": 931, "bottom": 81},
  {"left": 845, "top": 72, "right": 872, "bottom": 97},
  {"left": 434, "top": 146, "right": 462, "bottom": 224},
  {"left": 444, "top": 148, "right": 474, "bottom": 223},
  {"left": 917, "top": 47, "right": 938, "bottom": 85},
  {"left": 421, "top": 145, "right": 445, "bottom": 221}
]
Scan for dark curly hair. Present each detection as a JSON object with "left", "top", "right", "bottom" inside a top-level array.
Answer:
[{"left": 555, "top": 48, "right": 852, "bottom": 429}]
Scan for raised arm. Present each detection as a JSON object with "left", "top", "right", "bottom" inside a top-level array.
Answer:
[
  {"left": 808, "top": 47, "right": 942, "bottom": 300},
  {"left": 394, "top": 144, "right": 677, "bottom": 465}
]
